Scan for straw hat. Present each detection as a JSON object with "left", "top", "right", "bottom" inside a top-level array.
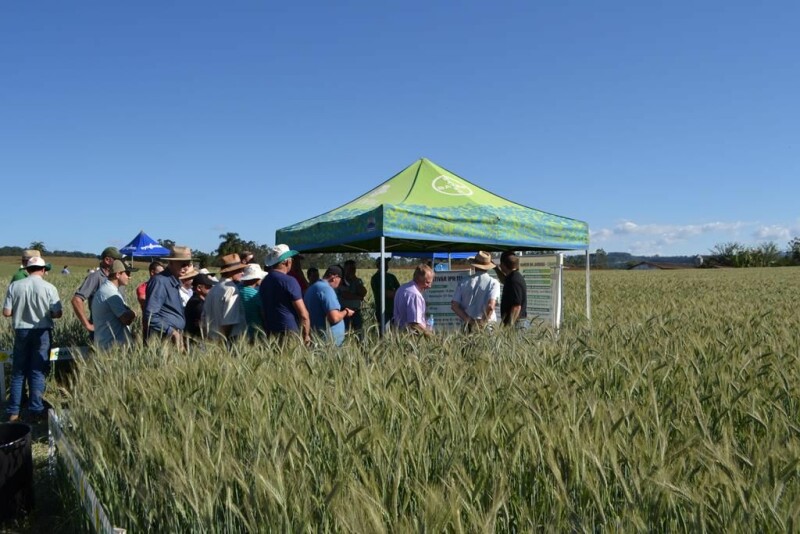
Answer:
[
  {"left": 179, "top": 267, "right": 200, "bottom": 280},
  {"left": 470, "top": 251, "right": 496, "bottom": 271},
  {"left": 219, "top": 253, "right": 247, "bottom": 274},
  {"left": 161, "top": 246, "right": 195, "bottom": 262}
]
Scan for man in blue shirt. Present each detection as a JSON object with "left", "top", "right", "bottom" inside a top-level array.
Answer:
[
  {"left": 145, "top": 246, "right": 193, "bottom": 349},
  {"left": 258, "top": 244, "right": 311, "bottom": 344},
  {"left": 304, "top": 265, "right": 354, "bottom": 346}
]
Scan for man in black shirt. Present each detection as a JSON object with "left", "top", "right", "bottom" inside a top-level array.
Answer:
[
  {"left": 498, "top": 253, "right": 528, "bottom": 327},
  {"left": 184, "top": 273, "right": 216, "bottom": 340}
]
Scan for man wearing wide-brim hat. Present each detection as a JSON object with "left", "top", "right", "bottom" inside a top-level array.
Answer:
[
  {"left": 450, "top": 251, "right": 501, "bottom": 330},
  {"left": 179, "top": 266, "right": 200, "bottom": 307},
  {"left": 258, "top": 244, "right": 311, "bottom": 344},
  {"left": 203, "top": 253, "right": 248, "bottom": 342},
  {"left": 71, "top": 246, "right": 124, "bottom": 335},
  {"left": 144, "top": 245, "right": 194, "bottom": 348}
]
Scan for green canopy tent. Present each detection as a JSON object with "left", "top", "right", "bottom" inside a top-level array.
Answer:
[{"left": 276, "top": 158, "right": 592, "bottom": 328}]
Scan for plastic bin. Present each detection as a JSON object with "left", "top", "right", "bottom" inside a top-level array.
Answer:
[{"left": 0, "top": 422, "right": 34, "bottom": 519}]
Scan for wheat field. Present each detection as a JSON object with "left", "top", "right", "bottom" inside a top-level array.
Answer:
[{"left": 2, "top": 267, "right": 799, "bottom": 531}]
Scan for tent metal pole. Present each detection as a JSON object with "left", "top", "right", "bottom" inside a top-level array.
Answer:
[
  {"left": 556, "top": 253, "right": 564, "bottom": 329},
  {"left": 380, "top": 237, "right": 386, "bottom": 336},
  {"left": 585, "top": 249, "right": 591, "bottom": 324}
]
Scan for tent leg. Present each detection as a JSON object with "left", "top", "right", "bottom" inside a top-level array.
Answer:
[
  {"left": 380, "top": 237, "right": 386, "bottom": 337},
  {"left": 585, "top": 250, "right": 591, "bottom": 324}
]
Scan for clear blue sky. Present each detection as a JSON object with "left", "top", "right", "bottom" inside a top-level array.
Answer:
[{"left": 2, "top": 1, "right": 798, "bottom": 257}]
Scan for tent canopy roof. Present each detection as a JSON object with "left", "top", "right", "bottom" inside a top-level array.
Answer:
[
  {"left": 276, "top": 158, "right": 589, "bottom": 253},
  {"left": 119, "top": 230, "right": 171, "bottom": 257}
]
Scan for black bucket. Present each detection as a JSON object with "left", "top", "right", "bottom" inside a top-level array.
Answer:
[{"left": 0, "top": 423, "right": 34, "bottom": 519}]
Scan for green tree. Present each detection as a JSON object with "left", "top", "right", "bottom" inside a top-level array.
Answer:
[
  {"left": 214, "top": 233, "right": 271, "bottom": 263},
  {"left": 789, "top": 237, "right": 800, "bottom": 264},
  {"left": 158, "top": 238, "right": 176, "bottom": 250},
  {"left": 592, "top": 248, "right": 608, "bottom": 269},
  {"left": 216, "top": 232, "right": 245, "bottom": 257},
  {"left": 752, "top": 242, "right": 780, "bottom": 267},
  {"left": 28, "top": 241, "right": 47, "bottom": 253},
  {"left": 710, "top": 242, "right": 745, "bottom": 267},
  {"left": 194, "top": 250, "right": 213, "bottom": 269}
]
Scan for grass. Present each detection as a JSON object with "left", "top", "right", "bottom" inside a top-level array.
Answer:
[{"left": 2, "top": 266, "right": 800, "bottom": 531}]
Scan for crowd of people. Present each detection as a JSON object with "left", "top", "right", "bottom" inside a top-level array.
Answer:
[{"left": 3, "top": 244, "right": 529, "bottom": 422}]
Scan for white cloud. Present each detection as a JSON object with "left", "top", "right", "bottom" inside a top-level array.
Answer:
[
  {"left": 589, "top": 219, "right": 789, "bottom": 255},
  {"left": 591, "top": 220, "right": 749, "bottom": 241},
  {"left": 753, "top": 224, "right": 791, "bottom": 242}
]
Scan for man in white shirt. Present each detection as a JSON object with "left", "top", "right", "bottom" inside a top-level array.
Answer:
[
  {"left": 202, "top": 253, "right": 247, "bottom": 341},
  {"left": 3, "top": 255, "right": 62, "bottom": 422},
  {"left": 451, "top": 251, "right": 501, "bottom": 331}
]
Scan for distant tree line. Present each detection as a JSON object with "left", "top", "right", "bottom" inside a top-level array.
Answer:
[
  {"left": 564, "top": 249, "right": 701, "bottom": 269},
  {"left": 706, "top": 238, "right": 800, "bottom": 268},
  {"left": 0, "top": 243, "right": 96, "bottom": 258},
  {"left": 563, "top": 237, "right": 800, "bottom": 269}
]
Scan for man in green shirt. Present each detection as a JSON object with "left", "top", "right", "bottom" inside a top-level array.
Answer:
[{"left": 10, "top": 250, "right": 41, "bottom": 282}]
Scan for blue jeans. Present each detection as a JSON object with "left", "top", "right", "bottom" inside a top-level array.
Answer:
[{"left": 8, "top": 328, "right": 51, "bottom": 416}]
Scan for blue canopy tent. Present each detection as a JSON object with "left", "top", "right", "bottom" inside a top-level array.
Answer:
[{"left": 119, "top": 230, "right": 170, "bottom": 262}]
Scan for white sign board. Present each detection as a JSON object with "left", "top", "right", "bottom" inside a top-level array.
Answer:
[
  {"left": 487, "top": 254, "right": 563, "bottom": 329},
  {"left": 518, "top": 254, "right": 563, "bottom": 329},
  {"left": 421, "top": 254, "right": 564, "bottom": 331},
  {"left": 424, "top": 270, "right": 470, "bottom": 331}
]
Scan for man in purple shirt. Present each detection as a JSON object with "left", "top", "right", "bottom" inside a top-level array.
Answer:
[
  {"left": 258, "top": 244, "right": 311, "bottom": 345},
  {"left": 392, "top": 263, "right": 434, "bottom": 336}
]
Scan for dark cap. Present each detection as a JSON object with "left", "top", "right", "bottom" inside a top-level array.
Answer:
[
  {"left": 111, "top": 260, "right": 138, "bottom": 274},
  {"left": 193, "top": 273, "right": 217, "bottom": 288},
  {"left": 323, "top": 265, "right": 343, "bottom": 278},
  {"left": 101, "top": 247, "right": 123, "bottom": 260}
]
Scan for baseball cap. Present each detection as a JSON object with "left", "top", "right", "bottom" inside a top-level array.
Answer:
[
  {"left": 192, "top": 273, "right": 217, "bottom": 288},
  {"left": 101, "top": 247, "right": 124, "bottom": 260},
  {"left": 110, "top": 259, "right": 137, "bottom": 274},
  {"left": 324, "top": 265, "right": 343, "bottom": 278}
]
